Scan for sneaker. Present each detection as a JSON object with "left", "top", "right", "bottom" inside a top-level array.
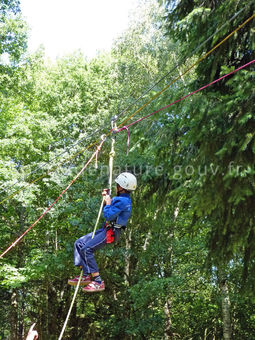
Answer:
[
  {"left": 68, "top": 275, "right": 91, "bottom": 286},
  {"left": 82, "top": 281, "right": 105, "bottom": 293}
]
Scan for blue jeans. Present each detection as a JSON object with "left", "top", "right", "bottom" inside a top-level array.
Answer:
[{"left": 74, "top": 227, "right": 122, "bottom": 274}]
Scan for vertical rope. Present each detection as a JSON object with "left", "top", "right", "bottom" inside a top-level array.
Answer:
[
  {"left": 92, "top": 125, "right": 116, "bottom": 238},
  {"left": 58, "top": 271, "right": 83, "bottom": 340},
  {"left": 91, "top": 199, "right": 105, "bottom": 239}
]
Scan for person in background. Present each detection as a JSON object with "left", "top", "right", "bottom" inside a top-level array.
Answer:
[{"left": 26, "top": 323, "right": 38, "bottom": 340}]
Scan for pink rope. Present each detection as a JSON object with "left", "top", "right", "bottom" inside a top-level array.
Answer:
[
  {"left": 116, "top": 126, "right": 130, "bottom": 155},
  {"left": 120, "top": 60, "right": 255, "bottom": 130},
  {"left": 0, "top": 140, "right": 105, "bottom": 259}
]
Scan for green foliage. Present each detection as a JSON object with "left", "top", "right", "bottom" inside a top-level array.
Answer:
[
  {"left": 0, "top": 0, "right": 28, "bottom": 63},
  {"left": 162, "top": 0, "right": 255, "bottom": 273},
  {"left": 0, "top": 0, "right": 255, "bottom": 339}
]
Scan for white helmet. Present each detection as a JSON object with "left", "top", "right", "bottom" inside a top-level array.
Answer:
[{"left": 115, "top": 172, "right": 137, "bottom": 191}]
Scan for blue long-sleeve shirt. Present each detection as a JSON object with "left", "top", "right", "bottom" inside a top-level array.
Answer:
[{"left": 103, "top": 193, "right": 132, "bottom": 226}]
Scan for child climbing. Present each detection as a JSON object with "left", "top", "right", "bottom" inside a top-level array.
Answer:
[{"left": 68, "top": 172, "right": 137, "bottom": 292}]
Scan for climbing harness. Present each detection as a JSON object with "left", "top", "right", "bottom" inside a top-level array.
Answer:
[
  {"left": 105, "top": 222, "right": 115, "bottom": 244},
  {"left": 104, "top": 221, "right": 126, "bottom": 244}
]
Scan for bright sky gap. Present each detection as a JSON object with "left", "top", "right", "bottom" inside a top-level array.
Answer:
[{"left": 20, "top": 0, "right": 139, "bottom": 60}]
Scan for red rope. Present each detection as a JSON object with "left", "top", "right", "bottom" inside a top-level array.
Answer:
[
  {"left": 117, "top": 60, "right": 255, "bottom": 131},
  {"left": 0, "top": 140, "right": 105, "bottom": 259}
]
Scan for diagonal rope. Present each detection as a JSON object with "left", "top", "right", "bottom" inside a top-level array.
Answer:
[
  {"left": 114, "top": 2, "right": 253, "bottom": 122},
  {"left": 116, "top": 13, "right": 255, "bottom": 129},
  {"left": 0, "top": 138, "right": 105, "bottom": 259}
]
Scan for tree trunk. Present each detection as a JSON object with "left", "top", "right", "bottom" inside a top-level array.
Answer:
[
  {"left": 124, "top": 227, "right": 132, "bottom": 285},
  {"left": 221, "top": 279, "right": 232, "bottom": 340},
  {"left": 164, "top": 298, "right": 174, "bottom": 339},
  {"left": 219, "top": 268, "right": 232, "bottom": 340},
  {"left": 10, "top": 290, "right": 18, "bottom": 340},
  {"left": 18, "top": 289, "right": 25, "bottom": 339},
  {"left": 164, "top": 205, "right": 179, "bottom": 339}
]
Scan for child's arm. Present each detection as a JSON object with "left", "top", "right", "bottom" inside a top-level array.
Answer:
[{"left": 103, "top": 198, "right": 128, "bottom": 221}]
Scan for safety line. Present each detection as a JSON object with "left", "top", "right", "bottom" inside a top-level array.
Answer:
[
  {"left": 117, "top": 13, "right": 255, "bottom": 129},
  {"left": 116, "top": 60, "right": 254, "bottom": 132},
  {"left": 0, "top": 139, "right": 105, "bottom": 259},
  {"left": 114, "top": 2, "right": 252, "bottom": 122}
]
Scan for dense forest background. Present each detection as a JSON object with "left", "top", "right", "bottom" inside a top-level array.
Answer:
[{"left": 0, "top": 0, "right": 254, "bottom": 339}]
